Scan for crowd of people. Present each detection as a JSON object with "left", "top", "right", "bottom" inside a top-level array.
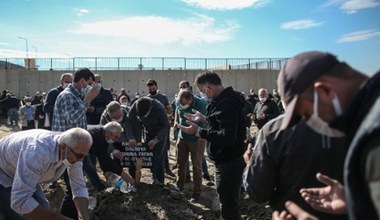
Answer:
[{"left": 0, "top": 50, "right": 379, "bottom": 220}]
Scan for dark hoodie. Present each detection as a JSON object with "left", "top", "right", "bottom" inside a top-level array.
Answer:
[{"left": 199, "top": 87, "right": 246, "bottom": 165}]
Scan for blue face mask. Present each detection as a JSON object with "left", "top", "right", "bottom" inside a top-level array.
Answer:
[{"left": 97, "top": 83, "right": 102, "bottom": 88}]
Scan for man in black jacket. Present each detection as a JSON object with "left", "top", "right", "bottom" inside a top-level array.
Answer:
[
  {"left": 86, "top": 74, "right": 113, "bottom": 124},
  {"left": 178, "top": 71, "right": 246, "bottom": 219},
  {"left": 127, "top": 97, "right": 170, "bottom": 186},
  {"left": 43, "top": 73, "right": 73, "bottom": 127},
  {"left": 252, "top": 88, "right": 280, "bottom": 129},
  {"left": 244, "top": 115, "right": 347, "bottom": 220},
  {"left": 88, "top": 122, "right": 134, "bottom": 184},
  {"left": 274, "top": 51, "right": 380, "bottom": 220}
]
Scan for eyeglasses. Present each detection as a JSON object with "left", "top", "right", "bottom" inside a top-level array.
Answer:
[{"left": 69, "top": 147, "right": 86, "bottom": 159}]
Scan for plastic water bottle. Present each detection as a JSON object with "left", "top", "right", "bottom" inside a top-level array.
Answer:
[{"left": 107, "top": 173, "right": 136, "bottom": 193}]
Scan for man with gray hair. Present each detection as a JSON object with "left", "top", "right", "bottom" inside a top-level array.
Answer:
[
  {"left": 43, "top": 72, "right": 73, "bottom": 128},
  {"left": 88, "top": 122, "right": 135, "bottom": 185},
  {"left": 0, "top": 128, "right": 92, "bottom": 220},
  {"left": 252, "top": 88, "right": 280, "bottom": 129}
]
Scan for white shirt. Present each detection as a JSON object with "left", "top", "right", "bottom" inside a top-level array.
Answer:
[{"left": 0, "top": 129, "right": 88, "bottom": 215}]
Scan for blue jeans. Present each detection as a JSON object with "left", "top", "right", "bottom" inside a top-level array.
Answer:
[
  {"left": 215, "top": 156, "right": 245, "bottom": 220},
  {"left": 149, "top": 135, "right": 167, "bottom": 183},
  {"left": 0, "top": 184, "right": 49, "bottom": 220},
  {"left": 7, "top": 108, "right": 18, "bottom": 125}
]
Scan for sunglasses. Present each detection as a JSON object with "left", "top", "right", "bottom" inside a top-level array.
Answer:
[{"left": 69, "top": 147, "right": 86, "bottom": 159}]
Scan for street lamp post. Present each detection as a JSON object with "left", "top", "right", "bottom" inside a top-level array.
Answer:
[
  {"left": 17, "top": 36, "right": 29, "bottom": 59},
  {"left": 31, "top": 45, "right": 37, "bottom": 59}
]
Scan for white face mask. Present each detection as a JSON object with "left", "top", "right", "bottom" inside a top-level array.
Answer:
[
  {"left": 25, "top": 102, "right": 31, "bottom": 106},
  {"left": 81, "top": 85, "right": 91, "bottom": 94},
  {"left": 199, "top": 92, "right": 207, "bottom": 100},
  {"left": 114, "top": 117, "right": 123, "bottom": 123},
  {"left": 106, "top": 138, "right": 114, "bottom": 144},
  {"left": 180, "top": 104, "right": 190, "bottom": 110},
  {"left": 259, "top": 98, "right": 267, "bottom": 103},
  {"left": 62, "top": 147, "right": 72, "bottom": 167},
  {"left": 204, "top": 87, "right": 213, "bottom": 102},
  {"left": 306, "top": 90, "right": 345, "bottom": 137},
  {"left": 62, "top": 83, "right": 71, "bottom": 89}
]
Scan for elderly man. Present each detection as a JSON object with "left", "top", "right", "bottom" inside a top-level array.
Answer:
[
  {"left": 274, "top": 51, "right": 380, "bottom": 219},
  {"left": 43, "top": 72, "right": 73, "bottom": 127},
  {"left": 252, "top": 88, "right": 280, "bottom": 129},
  {"left": 0, "top": 128, "right": 92, "bottom": 220},
  {"left": 88, "top": 122, "right": 135, "bottom": 184},
  {"left": 100, "top": 101, "right": 136, "bottom": 178}
]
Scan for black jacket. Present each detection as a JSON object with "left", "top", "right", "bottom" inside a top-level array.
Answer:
[
  {"left": 43, "top": 86, "right": 64, "bottom": 125},
  {"left": 331, "top": 71, "right": 380, "bottom": 220},
  {"left": 199, "top": 87, "right": 246, "bottom": 165},
  {"left": 246, "top": 115, "right": 347, "bottom": 219},
  {"left": 88, "top": 126, "right": 123, "bottom": 175}
]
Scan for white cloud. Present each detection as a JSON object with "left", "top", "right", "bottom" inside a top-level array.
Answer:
[
  {"left": 68, "top": 14, "right": 239, "bottom": 46},
  {"left": 76, "top": 8, "right": 89, "bottom": 16},
  {"left": 322, "top": 0, "right": 380, "bottom": 14},
  {"left": 0, "top": 42, "right": 9, "bottom": 46},
  {"left": 181, "top": 0, "right": 269, "bottom": 10},
  {"left": 280, "top": 19, "right": 324, "bottom": 30},
  {"left": 338, "top": 29, "right": 380, "bottom": 43}
]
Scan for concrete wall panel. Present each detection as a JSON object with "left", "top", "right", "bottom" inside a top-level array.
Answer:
[{"left": 0, "top": 69, "right": 279, "bottom": 100}]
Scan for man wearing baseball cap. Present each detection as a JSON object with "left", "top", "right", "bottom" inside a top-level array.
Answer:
[{"left": 275, "top": 51, "right": 380, "bottom": 219}]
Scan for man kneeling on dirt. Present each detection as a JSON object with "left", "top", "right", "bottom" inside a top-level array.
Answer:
[{"left": 0, "top": 127, "right": 92, "bottom": 220}]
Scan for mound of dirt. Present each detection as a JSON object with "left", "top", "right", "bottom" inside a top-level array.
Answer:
[{"left": 0, "top": 124, "right": 272, "bottom": 220}]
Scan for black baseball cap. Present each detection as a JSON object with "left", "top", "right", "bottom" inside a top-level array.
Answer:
[{"left": 277, "top": 51, "right": 340, "bottom": 130}]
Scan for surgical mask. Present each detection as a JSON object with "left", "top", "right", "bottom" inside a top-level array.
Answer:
[
  {"left": 62, "top": 147, "right": 72, "bottom": 168},
  {"left": 25, "top": 102, "right": 31, "bottom": 106},
  {"left": 199, "top": 92, "right": 207, "bottom": 100},
  {"left": 306, "top": 90, "right": 345, "bottom": 137},
  {"left": 62, "top": 83, "right": 71, "bottom": 89},
  {"left": 259, "top": 98, "right": 267, "bottom": 103},
  {"left": 121, "top": 102, "right": 129, "bottom": 106},
  {"left": 97, "top": 83, "right": 102, "bottom": 88},
  {"left": 180, "top": 104, "right": 190, "bottom": 110},
  {"left": 114, "top": 117, "right": 123, "bottom": 123},
  {"left": 106, "top": 138, "right": 114, "bottom": 144},
  {"left": 81, "top": 85, "right": 91, "bottom": 94},
  {"left": 204, "top": 87, "right": 213, "bottom": 102}
]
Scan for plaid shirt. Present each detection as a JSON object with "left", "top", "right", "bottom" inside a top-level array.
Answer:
[
  {"left": 52, "top": 84, "right": 88, "bottom": 131},
  {"left": 0, "top": 129, "right": 88, "bottom": 215}
]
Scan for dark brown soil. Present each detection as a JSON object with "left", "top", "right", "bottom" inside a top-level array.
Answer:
[{"left": 0, "top": 124, "right": 272, "bottom": 220}]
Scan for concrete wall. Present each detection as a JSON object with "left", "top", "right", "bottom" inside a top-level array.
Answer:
[{"left": 0, "top": 69, "right": 280, "bottom": 100}]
